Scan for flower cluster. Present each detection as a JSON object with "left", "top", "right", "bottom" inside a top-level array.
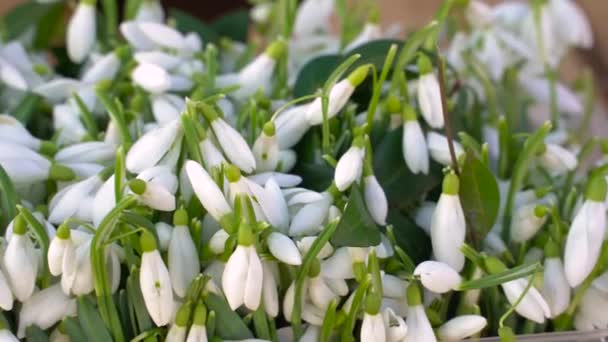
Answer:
[{"left": 0, "top": 0, "right": 606, "bottom": 341}]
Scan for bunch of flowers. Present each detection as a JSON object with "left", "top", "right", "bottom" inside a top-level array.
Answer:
[{"left": 0, "top": 0, "right": 605, "bottom": 341}]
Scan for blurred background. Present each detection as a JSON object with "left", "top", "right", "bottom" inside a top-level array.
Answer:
[{"left": 1, "top": 0, "right": 607, "bottom": 111}]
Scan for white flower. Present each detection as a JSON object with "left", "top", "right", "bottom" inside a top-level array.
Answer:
[
  {"left": 82, "top": 51, "right": 121, "bottom": 84},
  {"left": 274, "top": 105, "right": 311, "bottom": 149},
  {"left": 305, "top": 66, "right": 368, "bottom": 125},
  {"left": 137, "top": 22, "right": 187, "bottom": 51},
  {"left": 120, "top": 21, "right": 157, "bottom": 50},
  {"left": 168, "top": 210, "right": 200, "bottom": 298},
  {"left": 360, "top": 312, "right": 386, "bottom": 342},
  {"left": 17, "top": 284, "right": 76, "bottom": 338},
  {"left": 135, "top": 51, "right": 181, "bottom": 70},
  {"left": 135, "top": 0, "right": 164, "bottom": 23},
  {"left": 140, "top": 232, "right": 174, "bottom": 326},
  {"left": 47, "top": 224, "right": 73, "bottom": 276},
  {"left": 185, "top": 303, "right": 208, "bottom": 342},
  {"left": 262, "top": 261, "right": 279, "bottom": 318},
  {"left": 0, "top": 269, "right": 13, "bottom": 311},
  {"left": 55, "top": 141, "right": 116, "bottom": 164},
  {"left": 253, "top": 122, "right": 280, "bottom": 172},
  {"left": 346, "top": 22, "right": 382, "bottom": 51},
  {"left": 321, "top": 247, "right": 356, "bottom": 280},
  {"left": 363, "top": 174, "right": 388, "bottom": 226},
  {"left": 0, "top": 329, "right": 18, "bottom": 342},
  {"left": 92, "top": 174, "right": 116, "bottom": 228},
  {"left": 334, "top": 139, "right": 365, "bottom": 191},
  {"left": 199, "top": 137, "right": 226, "bottom": 171},
  {"left": 152, "top": 94, "right": 184, "bottom": 125},
  {"left": 131, "top": 167, "right": 177, "bottom": 211},
  {"left": 0, "top": 114, "right": 40, "bottom": 149},
  {"left": 35, "top": 79, "right": 81, "bottom": 104},
  {"left": 61, "top": 239, "right": 94, "bottom": 296},
  {"left": 4, "top": 216, "right": 38, "bottom": 302},
  {"left": 430, "top": 173, "right": 466, "bottom": 271},
  {"left": 248, "top": 178, "right": 290, "bottom": 233},
  {"left": 564, "top": 180, "right": 607, "bottom": 287},
  {"left": 0, "top": 142, "right": 51, "bottom": 184},
  {"left": 414, "top": 261, "right": 462, "bottom": 294},
  {"left": 289, "top": 193, "right": 332, "bottom": 236},
  {"left": 427, "top": 132, "right": 464, "bottom": 166},
  {"left": 510, "top": 204, "right": 548, "bottom": 243},
  {"left": 417, "top": 56, "right": 444, "bottom": 129},
  {"left": 0, "top": 58, "right": 28, "bottom": 90},
  {"left": 209, "top": 229, "right": 230, "bottom": 255},
  {"left": 437, "top": 315, "right": 487, "bottom": 341},
  {"left": 53, "top": 103, "right": 87, "bottom": 144},
  {"left": 293, "top": 0, "right": 334, "bottom": 37},
  {"left": 267, "top": 232, "right": 302, "bottom": 265},
  {"left": 520, "top": 76, "right": 583, "bottom": 114},
  {"left": 49, "top": 174, "right": 103, "bottom": 224},
  {"left": 207, "top": 114, "right": 256, "bottom": 173},
  {"left": 575, "top": 275, "right": 608, "bottom": 330},
  {"left": 383, "top": 308, "right": 408, "bottom": 342},
  {"left": 222, "top": 244, "right": 263, "bottom": 311},
  {"left": 502, "top": 277, "right": 551, "bottom": 323},
  {"left": 547, "top": 0, "right": 592, "bottom": 49},
  {"left": 66, "top": 1, "right": 96, "bottom": 63},
  {"left": 404, "top": 285, "right": 436, "bottom": 342},
  {"left": 166, "top": 324, "right": 187, "bottom": 342},
  {"left": 542, "top": 256, "right": 570, "bottom": 318},
  {"left": 279, "top": 149, "right": 297, "bottom": 172},
  {"left": 413, "top": 201, "right": 435, "bottom": 235},
  {"left": 538, "top": 143, "right": 577, "bottom": 174},
  {"left": 402, "top": 116, "right": 429, "bottom": 175},
  {"left": 185, "top": 160, "right": 232, "bottom": 222},
  {"left": 126, "top": 118, "right": 182, "bottom": 173},
  {"left": 132, "top": 63, "right": 172, "bottom": 94}
]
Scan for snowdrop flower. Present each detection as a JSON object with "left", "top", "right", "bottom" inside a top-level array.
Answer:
[
  {"left": 293, "top": 0, "right": 334, "bottom": 37},
  {"left": 306, "top": 65, "right": 368, "bottom": 125},
  {"left": 47, "top": 223, "right": 74, "bottom": 276},
  {"left": 431, "top": 173, "right": 466, "bottom": 271},
  {"left": 81, "top": 48, "right": 124, "bottom": 84},
  {"left": 166, "top": 303, "right": 190, "bottom": 342},
  {"left": 127, "top": 118, "right": 182, "bottom": 173},
  {"left": 222, "top": 223, "right": 263, "bottom": 311},
  {"left": 253, "top": 122, "right": 280, "bottom": 172},
  {"left": 520, "top": 76, "right": 583, "bottom": 114},
  {"left": 538, "top": 143, "right": 577, "bottom": 174},
  {"left": 199, "top": 137, "right": 226, "bottom": 171},
  {"left": 283, "top": 280, "right": 326, "bottom": 326},
  {"left": 262, "top": 261, "right": 279, "bottom": 318},
  {"left": 289, "top": 192, "right": 333, "bottom": 236},
  {"left": 186, "top": 304, "right": 208, "bottom": 342},
  {"left": 267, "top": 232, "right": 302, "bottom": 265},
  {"left": 49, "top": 173, "right": 104, "bottom": 224},
  {"left": 200, "top": 102, "right": 256, "bottom": 173},
  {"left": 17, "top": 284, "right": 76, "bottom": 338},
  {"left": 168, "top": 209, "right": 200, "bottom": 298},
  {"left": 132, "top": 63, "right": 172, "bottom": 94},
  {"left": 308, "top": 271, "right": 348, "bottom": 310},
  {"left": 152, "top": 94, "right": 184, "bottom": 125},
  {"left": 438, "top": 315, "right": 487, "bottom": 341},
  {"left": 278, "top": 149, "right": 297, "bottom": 172},
  {"left": 135, "top": 0, "right": 164, "bottom": 23},
  {"left": 510, "top": 204, "right": 548, "bottom": 243},
  {"left": 414, "top": 261, "right": 462, "bottom": 294},
  {"left": 335, "top": 136, "right": 365, "bottom": 191},
  {"left": 416, "top": 54, "right": 444, "bottom": 129},
  {"left": 0, "top": 327, "right": 18, "bottom": 342},
  {"left": 61, "top": 238, "right": 94, "bottom": 296},
  {"left": 346, "top": 18, "right": 382, "bottom": 51},
  {"left": 66, "top": 0, "right": 97, "bottom": 63},
  {"left": 383, "top": 308, "right": 408, "bottom": 342},
  {"left": 140, "top": 230, "right": 174, "bottom": 326},
  {"left": 274, "top": 105, "right": 310, "bottom": 149},
  {"left": 427, "top": 131, "right": 464, "bottom": 166},
  {"left": 185, "top": 160, "right": 233, "bottom": 226},
  {"left": 3, "top": 215, "right": 38, "bottom": 302},
  {"left": 137, "top": 22, "right": 187, "bottom": 51},
  {"left": 502, "top": 276, "right": 551, "bottom": 323},
  {"left": 53, "top": 103, "right": 87, "bottom": 145},
  {"left": 0, "top": 114, "right": 40, "bottom": 149},
  {"left": 413, "top": 201, "right": 435, "bottom": 235},
  {"left": 361, "top": 310, "right": 386, "bottom": 342},
  {"left": 0, "top": 268, "right": 13, "bottom": 311},
  {"left": 404, "top": 283, "right": 436, "bottom": 342},
  {"left": 547, "top": 0, "right": 592, "bottom": 49},
  {"left": 363, "top": 172, "right": 388, "bottom": 226},
  {"left": 564, "top": 177, "right": 607, "bottom": 287},
  {"left": 129, "top": 177, "right": 176, "bottom": 211},
  {"left": 0, "top": 58, "right": 28, "bottom": 90},
  {"left": 135, "top": 51, "right": 181, "bottom": 71},
  {"left": 217, "top": 40, "right": 286, "bottom": 101},
  {"left": 542, "top": 240, "right": 570, "bottom": 318},
  {"left": 402, "top": 106, "right": 429, "bottom": 174},
  {"left": 55, "top": 141, "right": 115, "bottom": 165}
]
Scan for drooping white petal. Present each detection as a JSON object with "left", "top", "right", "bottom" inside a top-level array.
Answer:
[
  {"left": 363, "top": 175, "right": 388, "bottom": 225},
  {"left": 222, "top": 245, "right": 249, "bottom": 310},
  {"left": 82, "top": 52, "right": 120, "bottom": 83},
  {"left": 414, "top": 261, "right": 462, "bottom": 294},
  {"left": 185, "top": 160, "right": 232, "bottom": 222},
  {"left": 542, "top": 257, "right": 570, "bottom": 318},
  {"left": 210, "top": 118, "right": 256, "bottom": 173},
  {"left": 438, "top": 315, "right": 487, "bottom": 341},
  {"left": 427, "top": 132, "right": 464, "bottom": 166},
  {"left": 140, "top": 249, "right": 174, "bottom": 326},
  {"left": 168, "top": 225, "right": 200, "bottom": 297},
  {"left": 4, "top": 235, "right": 38, "bottom": 301},
  {"left": 360, "top": 313, "right": 386, "bottom": 342},
  {"left": 17, "top": 284, "right": 76, "bottom": 338},
  {"left": 402, "top": 120, "right": 429, "bottom": 174},
  {"left": 267, "top": 232, "right": 302, "bottom": 265},
  {"left": 66, "top": 3, "right": 96, "bottom": 63},
  {"left": 243, "top": 246, "right": 263, "bottom": 310},
  {"left": 126, "top": 118, "right": 181, "bottom": 173},
  {"left": 502, "top": 278, "right": 551, "bottom": 323},
  {"left": 138, "top": 22, "right": 187, "bottom": 51},
  {"left": 417, "top": 73, "right": 444, "bottom": 128},
  {"left": 334, "top": 146, "right": 364, "bottom": 191},
  {"left": 430, "top": 194, "right": 466, "bottom": 271},
  {"left": 306, "top": 80, "right": 355, "bottom": 125}
]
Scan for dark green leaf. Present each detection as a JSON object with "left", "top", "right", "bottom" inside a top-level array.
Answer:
[
  {"left": 373, "top": 128, "right": 443, "bottom": 208},
  {"left": 293, "top": 55, "right": 342, "bottom": 98},
  {"left": 347, "top": 39, "right": 403, "bottom": 71},
  {"left": 387, "top": 210, "right": 431, "bottom": 263},
  {"left": 0, "top": 165, "right": 18, "bottom": 231},
  {"left": 13, "top": 92, "right": 43, "bottom": 125},
  {"left": 62, "top": 317, "right": 88, "bottom": 342},
  {"left": 292, "top": 162, "right": 333, "bottom": 191},
  {"left": 3, "top": 1, "right": 56, "bottom": 40},
  {"left": 170, "top": 8, "right": 219, "bottom": 44},
  {"left": 33, "top": 2, "right": 65, "bottom": 49},
  {"left": 330, "top": 183, "right": 381, "bottom": 247},
  {"left": 77, "top": 296, "right": 113, "bottom": 342},
  {"left": 459, "top": 150, "right": 500, "bottom": 242},
  {"left": 210, "top": 9, "right": 249, "bottom": 42},
  {"left": 25, "top": 325, "right": 48, "bottom": 342},
  {"left": 204, "top": 293, "right": 253, "bottom": 340}
]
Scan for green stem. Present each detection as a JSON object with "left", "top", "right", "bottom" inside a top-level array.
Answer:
[
  {"left": 291, "top": 221, "right": 339, "bottom": 339},
  {"left": 91, "top": 195, "right": 137, "bottom": 342},
  {"left": 96, "top": 89, "right": 132, "bottom": 150},
  {"left": 319, "top": 299, "right": 338, "bottom": 342},
  {"left": 341, "top": 276, "right": 371, "bottom": 341},
  {"left": 114, "top": 146, "right": 125, "bottom": 203},
  {"left": 366, "top": 44, "right": 397, "bottom": 131},
  {"left": 578, "top": 69, "right": 595, "bottom": 137},
  {"left": 0, "top": 165, "right": 18, "bottom": 231},
  {"left": 73, "top": 92, "right": 99, "bottom": 138},
  {"left": 101, "top": 0, "right": 118, "bottom": 46},
  {"left": 437, "top": 51, "right": 460, "bottom": 174}
]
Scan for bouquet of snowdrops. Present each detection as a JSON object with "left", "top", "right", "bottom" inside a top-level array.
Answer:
[{"left": 0, "top": 0, "right": 605, "bottom": 341}]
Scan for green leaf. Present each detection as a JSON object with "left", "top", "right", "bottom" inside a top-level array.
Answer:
[
  {"left": 330, "top": 183, "right": 381, "bottom": 247},
  {"left": 25, "top": 325, "right": 48, "bottom": 342},
  {"left": 0, "top": 165, "right": 18, "bottom": 231},
  {"left": 459, "top": 150, "right": 500, "bottom": 242},
  {"left": 170, "top": 8, "right": 219, "bottom": 44},
  {"left": 77, "top": 297, "right": 113, "bottom": 342},
  {"left": 210, "top": 9, "right": 249, "bottom": 42},
  {"left": 458, "top": 262, "right": 541, "bottom": 291},
  {"left": 347, "top": 39, "right": 403, "bottom": 71},
  {"left": 3, "top": 1, "right": 56, "bottom": 40},
  {"left": 293, "top": 55, "right": 342, "bottom": 98},
  {"left": 62, "top": 317, "right": 88, "bottom": 342},
  {"left": 204, "top": 293, "right": 253, "bottom": 340},
  {"left": 373, "top": 128, "right": 443, "bottom": 208},
  {"left": 13, "top": 92, "right": 43, "bottom": 125},
  {"left": 33, "top": 2, "right": 65, "bottom": 49},
  {"left": 386, "top": 210, "right": 431, "bottom": 264},
  {"left": 126, "top": 268, "right": 153, "bottom": 334}
]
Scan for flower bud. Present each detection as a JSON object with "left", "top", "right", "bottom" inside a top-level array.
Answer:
[
  {"left": 437, "top": 315, "right": 487, "bottom": 341},
  {"left": 67, "top": 1, "right": 96, "bottom": 63},
  {"left": 414, "top": 260, "right": 462, "bottom": 294},
  {"left": 140, "top": 230, "right": 174, "bottom": 326}
]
